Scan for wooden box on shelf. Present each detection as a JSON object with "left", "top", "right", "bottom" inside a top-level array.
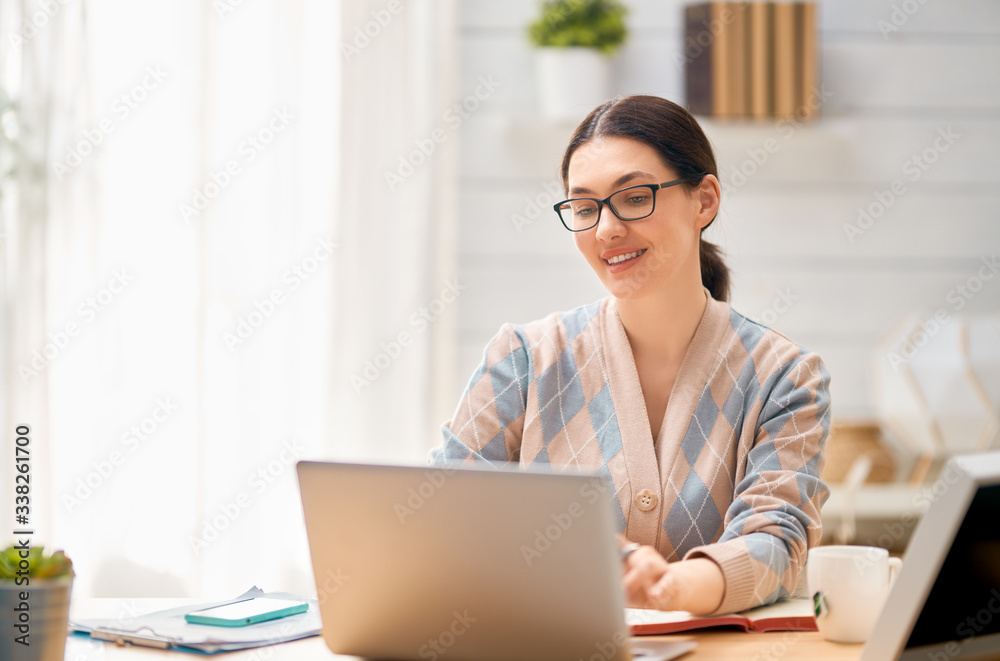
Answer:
[{"left": 684, "top": 1, "right": 818, "bottom": 120}]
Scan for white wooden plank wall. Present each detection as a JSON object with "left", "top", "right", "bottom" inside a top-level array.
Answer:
[{"left": 447, "top": 0, "right": 1000, "bottom": 426}]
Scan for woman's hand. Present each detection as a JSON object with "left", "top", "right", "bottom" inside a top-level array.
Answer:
[
  {"left": 622, "top": 544, "right": 683, "bottom": 610},
  {"left": 618, "top": 536, "right": 726, "bottom": 614}
]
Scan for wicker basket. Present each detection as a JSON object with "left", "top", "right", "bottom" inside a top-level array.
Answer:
[{"left": 822, "top": 421, "right": 897, "bottom": 484}]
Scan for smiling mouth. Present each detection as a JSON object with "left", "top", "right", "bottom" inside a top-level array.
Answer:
[{"left": 605, "top": 249, "right": 646, "bottom": 265}]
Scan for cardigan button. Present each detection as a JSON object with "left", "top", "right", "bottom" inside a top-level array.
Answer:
[{"left": 634, "top": 489, "right": 658, "bottom": 512}]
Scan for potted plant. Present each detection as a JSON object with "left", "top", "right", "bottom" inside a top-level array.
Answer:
[
  {"left": 0, "top": 545, "right": 75, "bottom": 661},
  {"left": 527, "top": 0, "right": 628, "bottom": 121},
  {"left": 0, "top": 85, "right": 18, "bottom": 202}
]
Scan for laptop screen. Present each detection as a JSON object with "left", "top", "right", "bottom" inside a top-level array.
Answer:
[{"left": 905, "top": 483, "right": 1000, "bottom": 651}]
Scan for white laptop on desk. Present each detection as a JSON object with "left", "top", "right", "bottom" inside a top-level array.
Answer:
[
  {"left": 296, "top": 460, "right": 695, "bottom": 661},
  {"left": 861, "top": 451, "right": 1000, "bottom": 661}
]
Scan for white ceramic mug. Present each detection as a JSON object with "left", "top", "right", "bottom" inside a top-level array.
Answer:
[{"left": 807, "top": 545, "right": 902, "bottom": 643}]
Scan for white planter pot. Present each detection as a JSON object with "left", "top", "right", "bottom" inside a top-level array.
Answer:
[
  {"left": 535, "top": 47, "right": 614, "bottom": 123},
  {"left": 0, "top": 578, "right": 73, "bottom": 661}
]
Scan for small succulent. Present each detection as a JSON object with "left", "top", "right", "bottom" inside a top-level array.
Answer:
[
  {"left": 528, "top": 0, "right": 629, "bottom": 55},
  {"left": 0, "top": 546, "right": 74, "bottom": 581},
  {"left": 0, "top": 87, "right": 17, "bottom": 179},
  {"left": 0, "top": 85, "right": 18, "bottom": 208}
]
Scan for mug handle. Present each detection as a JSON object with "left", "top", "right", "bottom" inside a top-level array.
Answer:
[{"left": 888, "top": 557, "right": 902, "bottom": 588}]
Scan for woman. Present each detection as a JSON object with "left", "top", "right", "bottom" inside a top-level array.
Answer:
[{"left": 430, "top": 95, "right": 830, "bottom": 616}]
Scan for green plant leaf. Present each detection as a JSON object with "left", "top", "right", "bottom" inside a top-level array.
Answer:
[
  {"left": 527, "top": 0, "right": 628, "bottom": 55},
  {"left": 0, "top": 545, "right": 74, "bottom": 581}
]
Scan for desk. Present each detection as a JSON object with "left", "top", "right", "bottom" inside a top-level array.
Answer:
[{"left": 66, "top": 598, "right": 864, "bottom": 660}]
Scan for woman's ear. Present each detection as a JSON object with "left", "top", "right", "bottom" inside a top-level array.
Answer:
[{"left": 695, "top": 174, "right": 721, "bottom": 230}]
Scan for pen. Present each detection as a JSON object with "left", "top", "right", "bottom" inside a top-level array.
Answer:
[{"left": 620, "top": 542, "right": 641, "bottom": 563}]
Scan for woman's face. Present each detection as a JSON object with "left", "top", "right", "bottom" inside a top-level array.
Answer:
[{"left": 566, "top": 136, "right": 717, "bottom": 301}]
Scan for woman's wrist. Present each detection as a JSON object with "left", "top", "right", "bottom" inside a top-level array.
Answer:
[{"left": 671, "top": 557, "right": 725, "bottom": 615}]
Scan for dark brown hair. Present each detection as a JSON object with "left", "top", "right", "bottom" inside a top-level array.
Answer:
[{"left": 560, "top": 95, "right": 730, "bottom": 302}]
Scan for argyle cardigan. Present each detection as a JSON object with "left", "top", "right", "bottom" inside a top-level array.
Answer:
[{"left": 429, "top": 290, "right": 831, "bottom": 615}]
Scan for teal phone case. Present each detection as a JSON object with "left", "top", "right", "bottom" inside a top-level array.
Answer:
[{"left": 184, "top": 599, "right": 308, "bottom": 627}]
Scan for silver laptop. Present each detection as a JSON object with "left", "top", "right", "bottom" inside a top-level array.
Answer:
[
  {"left": 861, "top": 451, "right": 1000, "bottom": 660},
  {"left": 296, "top": 460, "right": 695, "bottom": 661}
]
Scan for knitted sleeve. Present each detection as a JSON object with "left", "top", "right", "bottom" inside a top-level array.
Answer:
[
  {"left": 683, "top": 351, "right": 831, "bottom": 614},
  {"left": 429, "top": 323, "right": 531, "bottom": 466}
]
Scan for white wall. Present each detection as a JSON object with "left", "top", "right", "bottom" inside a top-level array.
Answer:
[{"left": 448, "top": 0, "right": 1000, "bottom": 427}]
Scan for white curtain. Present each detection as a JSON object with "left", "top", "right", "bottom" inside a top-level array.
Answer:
[
  {"left": 0, "top": 0, "right": 457, "bottom": 599},
  {"left": 329, "top": 0, "right": 459, "bottom": 462}
]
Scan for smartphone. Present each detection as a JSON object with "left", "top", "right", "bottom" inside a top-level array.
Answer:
[{"left": 184, "top": 597, "right": 308, "bottom": 627}]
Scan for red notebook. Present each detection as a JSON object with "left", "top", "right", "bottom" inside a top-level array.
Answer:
[{"left": 627, "top": 597, "right": 817, "bottom": 635}]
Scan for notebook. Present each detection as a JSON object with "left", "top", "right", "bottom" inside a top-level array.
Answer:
[
  {"left": 628, "top": 596, "right": 817, "bottom": 635},
  {"left": 296, "top": 460, "right": 696, "bottom": 661}
]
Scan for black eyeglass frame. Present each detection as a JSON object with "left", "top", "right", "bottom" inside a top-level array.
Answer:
[{"left": 552, "top": 178, "right": 693, "bottom": 232}]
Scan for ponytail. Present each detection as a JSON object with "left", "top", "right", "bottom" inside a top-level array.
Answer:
[{"left": 699, "top": 239, "right": 730, "bottom": 302}]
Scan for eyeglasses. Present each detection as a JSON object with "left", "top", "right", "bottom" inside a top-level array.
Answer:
[{"left": 553, "top": 178, "right": 690, "bottom": 232}]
